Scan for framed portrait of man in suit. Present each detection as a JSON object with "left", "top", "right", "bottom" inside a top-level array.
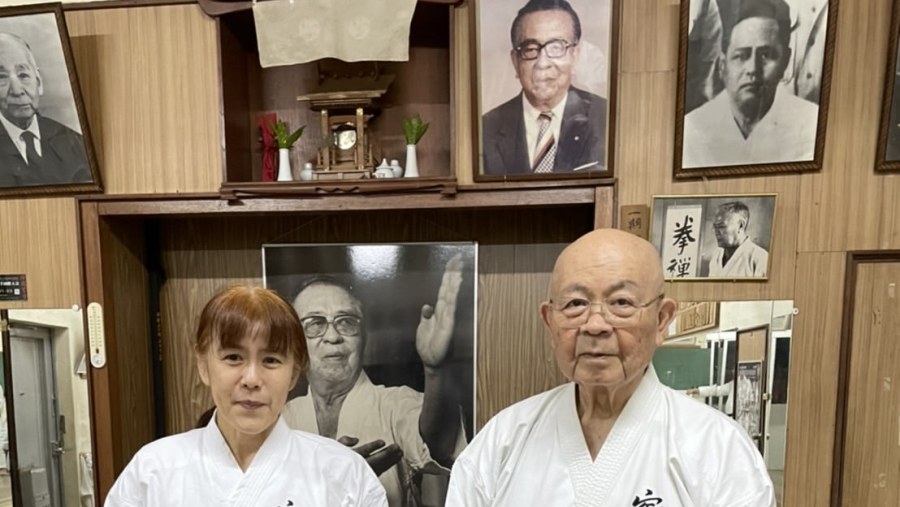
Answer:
[
  {"left": 0, "top": 3, "right": 101, "bottom": 197},
  {"left": 876, "top": 0, "right": 900, "bottom": 172},
  {"left": 473, "top": 0, "right": 619, "bottom": 182},
  {"left": 674, "top": 0, "right": 838, "bottom": 179}
]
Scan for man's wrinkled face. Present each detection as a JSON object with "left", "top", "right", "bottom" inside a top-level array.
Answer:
[
  {"left": 0, "top": 39, "right": 42, "bottom": 129},
  {"left": 293, "top": 283, "right": 364, "bottom": 391},
  {"left": 713, "top": 210, "right": 745, "bottom": 248},
  {"left": 511, "top": 10, "right": 579, "bottom": 110}
]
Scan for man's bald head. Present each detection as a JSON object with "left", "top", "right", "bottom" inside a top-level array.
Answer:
[{"left": 550, "top": 229, "right": 665, "bottom": 296}]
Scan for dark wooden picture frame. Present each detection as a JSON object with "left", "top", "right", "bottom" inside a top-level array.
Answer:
[
  {"left": 673, "top": 0, "right": 838, "bottom": 179},
  {"left": 0, "top": 3, "right": 101, "bottom": 197},
  {"left": 471, "top": 0, "right": 619, "bottom": 182},
  {"left": 650, "top": 193, "right": 776, "bottom": 281},
  {"left": 262, "top": 242, "right": 476, "bottom": 507},
  {"left": 876, "top": 0, "right": 900, "bottom": 172}
]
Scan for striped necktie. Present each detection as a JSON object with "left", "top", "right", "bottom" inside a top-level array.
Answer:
[{"left": 533, "top": 111, "right": 556, "bottom": 173}]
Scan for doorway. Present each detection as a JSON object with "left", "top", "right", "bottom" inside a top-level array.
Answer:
[
  {"left": 833, "top": 252, "right": 900, "bottom": 506},
  {"left": 9, "top": 324, "right": 63, "bottom": 507}
]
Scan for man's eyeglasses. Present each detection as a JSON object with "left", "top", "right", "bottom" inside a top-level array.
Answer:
[
  {"left": 548, "top": 294, "right": 664, "bottom": 328},
  {"left": 515, "top": 38, "right": 577, "bottom": 61},
  {"left": 300, "top": 315, "right": 362, "bottom": 339}
]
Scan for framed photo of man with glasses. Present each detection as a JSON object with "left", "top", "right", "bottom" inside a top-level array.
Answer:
[
  {"left": 262, "top": 242, "right": 476, "bottom": 507},
  {"left": 473, "top": 0, "right": 619, "bottom": 181}
]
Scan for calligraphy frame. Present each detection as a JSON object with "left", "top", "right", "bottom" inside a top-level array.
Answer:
[{"left": 649, "top": 194, "right": 776, "bottom": 281}]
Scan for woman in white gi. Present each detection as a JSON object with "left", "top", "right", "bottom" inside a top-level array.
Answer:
[{"left": 105, "top": 285, "right": 387, "bottom": 507}]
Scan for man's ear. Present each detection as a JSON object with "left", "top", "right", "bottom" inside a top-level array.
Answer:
[
  {"left": 540, "top": 301, "right": 558, "bottom": 349},
  {"left": 655, "top": 297, "right": 677, "bottom": 346},
  {"left": 196, "top": 352, "right": 210, "bottom": 387},
  {"left": 35, "top": 69, "right": 43, "bottom": 96},
  {"left": 510, "top": 49, "right": 519, "bottom": 78}
]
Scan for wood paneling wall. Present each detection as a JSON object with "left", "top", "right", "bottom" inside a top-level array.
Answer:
[
  {"left": 65, "top": 5, "right": 222, "bottom": 194},
  {"left": 0, "top": 198, "right": 81, "bottom": 309},
  {"left": 2, "top": 1, "right": 900, "bottom": 505}
]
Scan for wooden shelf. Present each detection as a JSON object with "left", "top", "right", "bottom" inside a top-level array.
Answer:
[{"left": 82, "top": 184, "right": 607, "bottom": 217}]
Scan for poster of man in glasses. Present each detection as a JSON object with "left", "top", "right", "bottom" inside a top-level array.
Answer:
[
  {"left": 263, "top": 242, "right": 476, "bottom": 507},
  {"left": 477, "top": 0, "right": 613, "bottom": 178}
]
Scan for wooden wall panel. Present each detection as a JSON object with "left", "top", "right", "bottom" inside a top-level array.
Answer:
[
  {"left": 620, "top": 0, "right": 679, "bottom": 73},
  {"left": 840, "top": 261, "right": 900, "bottom": 506},
  {"left": 100, "top": 218, "right": 154, "bottom": 468},
  {"left": 65, "top": 5, "right": 222, "bottom": 194},
  {"left": 0, "top": 198, "right": 81, "bottom": 309},
  {"left": 797, "top": 0, "right": 900, "bottom": 252},
  {"left": 783, "top": 252, "right": 845, "bottom": 507}
]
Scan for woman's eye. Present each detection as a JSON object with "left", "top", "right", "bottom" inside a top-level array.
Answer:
[
  {"left": 263, "top": 356, "right": 283, "bottom": 366},
  {"left": 223, "top": 354, "right": 241, "bottom": 362}
]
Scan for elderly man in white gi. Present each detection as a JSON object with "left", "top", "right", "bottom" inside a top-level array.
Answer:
[
  {"left": 105, "top": 286, "right": 387, "bottom": 507},
  {"left": 446, "top": 229, "right": 775, "bottom": 506},
  {"left": 708, "top": 201, "right": 769, "bottom": 278}
]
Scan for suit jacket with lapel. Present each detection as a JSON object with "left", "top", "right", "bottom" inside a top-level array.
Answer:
[
  {"left": 0, "top": 114, "right": 91, "bottom": 188},
  {"left": 481, "top": 86, "right": 607, "bottom": 175}
]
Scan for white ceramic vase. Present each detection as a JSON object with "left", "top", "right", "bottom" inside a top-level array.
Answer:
[
  {"left": 277, "top": 148, "right": 293, "bottom": 181},
  {"left": 404, "top": 144, "right": 419, "bottom": 178}
]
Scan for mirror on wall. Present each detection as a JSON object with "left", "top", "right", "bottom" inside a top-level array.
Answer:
[
  {"left": 1, "top": 309, "right": 94, "bottom": 507},
  {"left": 654, "top": 300, "right": 793, "bottom": 507}
]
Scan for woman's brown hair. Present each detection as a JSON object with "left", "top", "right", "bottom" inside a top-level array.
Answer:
[{"left": 194, "top": 286, "right": 308, "bottom": 373}]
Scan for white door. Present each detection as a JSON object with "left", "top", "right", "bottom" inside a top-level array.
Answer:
[{"left": 10, "top": 325, "right": 62, "bottom": 507}]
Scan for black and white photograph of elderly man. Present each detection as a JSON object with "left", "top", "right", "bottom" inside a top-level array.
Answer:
[{"left": 263, "top": 242, "right": 476, "bottom": 507}]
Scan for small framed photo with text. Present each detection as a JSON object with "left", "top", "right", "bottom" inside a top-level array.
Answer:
[
  {"left": 0, "top": 3, "right": 100, "bottom": 197},
  {"left": 673, "top": 0, "right": 837, "bottom": 179},
  {"left": 650, "top": 194, "right": 776, "bottom": 281},
  {"left": 473, "top": 0, "right": 619, "bottom": 182}
]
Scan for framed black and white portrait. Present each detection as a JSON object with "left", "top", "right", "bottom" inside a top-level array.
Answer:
[
  {"left": 473, "top": 0, "right": 619, "bottom": 182},
  {"left": 263, "top": 242, "right": 476, "bottom": 506},
  {"left": 0, "top": 3, "right": 101, "bottom": 197},
  {"left": 876, "top": 0, "right": 900, "bottom": 172},
  {"left": 650, "top": 194, "right": 776, "bottom": 281},
  {"left": 674, "top": 0, "right": 838, "bottom": 178}
]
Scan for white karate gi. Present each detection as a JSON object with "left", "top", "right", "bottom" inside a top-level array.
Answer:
[
  {"left": 283, "top": 372, "right": 466, "bottom": 507},
  {"left": 682, "top": 89, "right": 819, "bottom": 168},
  {"left": 446, "top": 367, "right": 775, "bottom": 507},
  {"left": 105, "top": 415, "right": 387, "bottom": 507},
  {"left": 708, "top": 239, "right": 769, "bottom": 278}
]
